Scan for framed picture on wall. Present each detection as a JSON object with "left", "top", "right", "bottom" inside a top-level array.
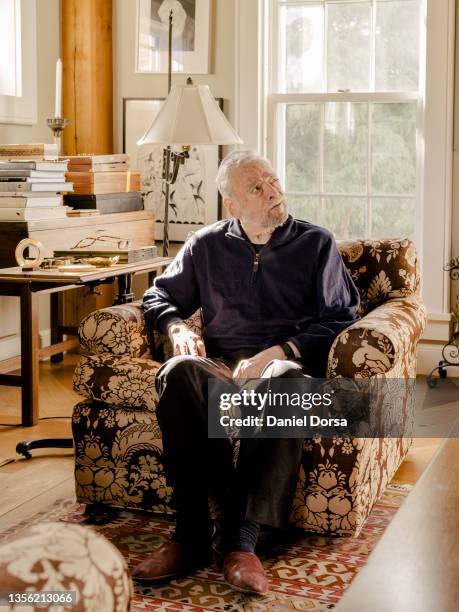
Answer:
[
  {"left": 136, "top": 0, "right": 211, "bottom": 74},
  {"left": 123, "top": 97, "right": 223, "bottom": 242}
]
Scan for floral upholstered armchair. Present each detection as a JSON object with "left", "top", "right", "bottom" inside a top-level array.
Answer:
[{"left": 72, "top": 238, "right": 426, "bottom": 537}]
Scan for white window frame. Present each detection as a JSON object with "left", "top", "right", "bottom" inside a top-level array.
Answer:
[
  {"left": 268, "top": 0, "right": 421, "bottom": 242},
  {"left": 0, "top": 0, "right": 37, "bottom": 125},
  {"left": 235, "top": 0, "right": 454, "bottom": 345}
]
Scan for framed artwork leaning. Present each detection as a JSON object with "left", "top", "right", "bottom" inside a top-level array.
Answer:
[
  {"left": 136, "top": 0, "right": 211, "bottom": 74},
  {"left": 123, "top": 97, "right": 223, "bottom": 242}
]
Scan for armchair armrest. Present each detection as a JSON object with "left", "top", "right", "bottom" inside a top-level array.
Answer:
[
  {"left": 327, "top": 296, "right": 427, "bottom": 378},
  {"left": 78, "top": 302, "right": 204, "bottom": 360},
  {"left": 78, "top": 301, "right": 150, "bottom": 358}
]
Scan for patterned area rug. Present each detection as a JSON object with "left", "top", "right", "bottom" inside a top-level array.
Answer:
[{"left": 0, "top": 484, "right": 411, "bottom": 611}]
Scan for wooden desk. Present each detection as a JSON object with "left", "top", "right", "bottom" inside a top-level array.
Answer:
[
  {"left": 0, "top": 257, "right": 172, "bottom": 426},
  {"left": 337, "top": 418, "right": 459, "bottom": 612}
]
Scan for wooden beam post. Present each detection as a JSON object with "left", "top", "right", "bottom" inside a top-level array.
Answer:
[{"left": 61, "top": 0, "right": 113, "bottom": 155}]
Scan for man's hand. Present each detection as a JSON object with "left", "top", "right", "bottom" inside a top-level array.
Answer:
[
  {"left": 233, "top": 345, "right": 285, "bottom": 379},
  {"left": 168, "top": 322, "right": 206, "bottom": 357}
]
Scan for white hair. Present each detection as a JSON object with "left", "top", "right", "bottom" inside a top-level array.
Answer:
[{"left": 216, "top": 150, "right": 274, "bottom": 200}]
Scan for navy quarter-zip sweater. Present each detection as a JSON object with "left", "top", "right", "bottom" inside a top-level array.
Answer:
[{"left": 143, "top": 216, "right": 360, "bottom": 376}]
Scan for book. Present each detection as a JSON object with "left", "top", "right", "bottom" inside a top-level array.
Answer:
[
  {"left": 0, "top": 170, "right": 66, "bottom": 179},
  {"left": 0, "top": 177, "right": 66, "bottom": 183},
  {"left": 63, "top": 154, "right": 129, "bottom": 167},
  {"left": 63, "top": 192, "right": 143, "bottom": 214},
  {"left": 0, "top": 195, "right": 63, "bottom": 207},
  {"left": 69, "top": 162, "right": 130, "bottom": 172},
  {"left": 66, "top": 171, "right": 141, "bottom": 194},
  {"left": 0, "top": 160, "right": 68, "bottom": 172},
  {"left": 0, "top": 207, "right": 68, "bottom": 220},
  {"left": 0, "top": 143, "right": 58, "bottom": 160},
  {"left": 0, "top": 181, "right": 73, "bottom": 192}
]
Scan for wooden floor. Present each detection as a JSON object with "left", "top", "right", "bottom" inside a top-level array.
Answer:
[
  {"left": 0, "top": 354, "right": 80, "bottom": 530},
  {"left": 0, "top": 355, "right": 457, "bottom": 532}
]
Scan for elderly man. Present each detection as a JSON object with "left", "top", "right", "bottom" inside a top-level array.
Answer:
[{"left": 133, "top": 150, "right": 360, "bottom": 593}]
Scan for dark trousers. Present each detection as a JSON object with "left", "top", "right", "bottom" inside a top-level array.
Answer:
[{"left": 155, "top": 354, "right": 307, "bottom": 544}]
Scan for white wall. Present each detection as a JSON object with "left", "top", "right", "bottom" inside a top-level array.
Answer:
[{"left": 0, "top": 0, "right": 60, "bottom": 355}]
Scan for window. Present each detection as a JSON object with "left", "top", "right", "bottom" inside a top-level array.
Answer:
[
  {"left": 0, "top": 0, "right": 36, "bottom": 125},
  {"left": 0, "top": 0, "right": 22, "bottom": 97},
  {"left": 267, "top": 0, "right": 422, "bottom": 241}
]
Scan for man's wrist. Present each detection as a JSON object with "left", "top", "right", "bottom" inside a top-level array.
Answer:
[{"left": 278, "top": 341, "right": 301, "bottom": 360}]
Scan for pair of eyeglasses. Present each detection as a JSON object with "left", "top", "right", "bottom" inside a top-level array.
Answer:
[{"left": 71, "top": 235, "right": 132, "bottom": 249}]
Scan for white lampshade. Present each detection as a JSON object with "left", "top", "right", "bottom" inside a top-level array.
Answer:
[{"left": 138, "top": 80, "right": 243, "bottom": 146}]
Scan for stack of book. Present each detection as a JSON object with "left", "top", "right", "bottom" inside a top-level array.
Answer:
[
  {"left": 0, "top": 143, "right": 73, "bottom": 221},
  {"left": 63, "top": 154, "right": 143, "bottom": 214}
]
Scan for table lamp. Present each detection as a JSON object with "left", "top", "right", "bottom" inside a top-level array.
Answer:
[{"left": 138, "top": 77, "right": 242, "bottom": 255}]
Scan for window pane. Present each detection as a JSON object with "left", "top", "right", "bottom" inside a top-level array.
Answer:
[
  {"left": 323, "top": 197, "right": 366, "bottom": 239},
  {"left": 324, "top": 102, "right": 368, "bottom": 193},
  {"left": 371, "top": 198, "right": 415, "bottom": 239},
  {"left": 285, "top": 104, "right": 321, "bottom": 192},
  {"left": 287, "top": 195, "right": 321, "bottom": 225},
  {"left": 327, "top": 1, "right": 371, "bottom": 92},
  {"left": 0, "top": 0, "right": 20, "bottom": 97},
  {"left": 279, "top": 4, "right": 323, "bottom": 93},
  {"left": 371, "top": 102, "right": 417, "bottom": 194},
  {"left": 375, "top": 0, "right": 420, "bottom": 91}
]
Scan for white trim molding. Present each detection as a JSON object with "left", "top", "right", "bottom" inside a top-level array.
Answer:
[
  {"left": 234, "top": 0, "right": 265, "bottom": 152},
  {"left": 417, "top": 342, "right": 459, "bottom": 377},
  {"left": 423, "top": 312, "right": 453, "bottom": 342},
  {"left": 419, "top": 0, "right": 455, "bottom": 333},
  {"left": 0, "top": 0, "right": 37, "bottom": 125},
  {"left": 0, "top": 328, "right": 51, "bottom": 362}
]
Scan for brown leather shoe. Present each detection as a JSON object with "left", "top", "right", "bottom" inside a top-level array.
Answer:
[
  {"left": 223, "top": 551, "right": 269, "bottom": 594},
  {"left": 132, "top": 541, "right": 200, "bottom": 583}
]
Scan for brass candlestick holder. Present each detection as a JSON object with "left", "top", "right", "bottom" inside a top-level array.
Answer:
[{"left": 47, "top": 117, "right": 69, "bottom": 156}]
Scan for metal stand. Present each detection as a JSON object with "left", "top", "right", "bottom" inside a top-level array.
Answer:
[
  {"left": 159, "top": 11, "right": 189, "bottom": 256},
  {"left": 427, "top": 258, "right": 459, "bottom": 387},
  {"left": 16, "top": 438, "right": 73, "bottom": 460},
  {"left": 161, "top": 146, "right": 188, "bottom": 256},
  {"left": 47, "top": 117, "right": 69, "bottom": 155}
]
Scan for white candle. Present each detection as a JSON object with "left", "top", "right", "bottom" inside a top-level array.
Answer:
[{"left": 54, "top": 58, "right": 62, "bottom": 118}]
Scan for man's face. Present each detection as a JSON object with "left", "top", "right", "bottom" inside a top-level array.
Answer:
[{"left": 224, "top": 161, "right": 288, "bottom": 230}]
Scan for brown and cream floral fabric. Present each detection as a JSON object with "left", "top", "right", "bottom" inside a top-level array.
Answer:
[
  {"left": 73, "top": 400, "right": 173, "bottom": 513},
  {"left": 72, "top": 238, "right": 427, "bottom": 536},
  {"left": 73, "top": 354, "right": 161, "bottom": 412},
  {"left": 0, "top": 522, "right": 131, "bottom": 611},
  {"left": 338, "top": 238, "right": 420, "bottom": 316},
  {"left": 78, "top": 302, "right": 150, "bottom": 358}
]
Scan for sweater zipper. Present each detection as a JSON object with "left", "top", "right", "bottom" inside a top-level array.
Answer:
[{"left": 225, "top": 231, "right": 264, "bottom": 278}]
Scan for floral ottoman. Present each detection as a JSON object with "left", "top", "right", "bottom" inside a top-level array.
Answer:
[{"left": 0, "top": 522, "right": 131, "bottom": 611}]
